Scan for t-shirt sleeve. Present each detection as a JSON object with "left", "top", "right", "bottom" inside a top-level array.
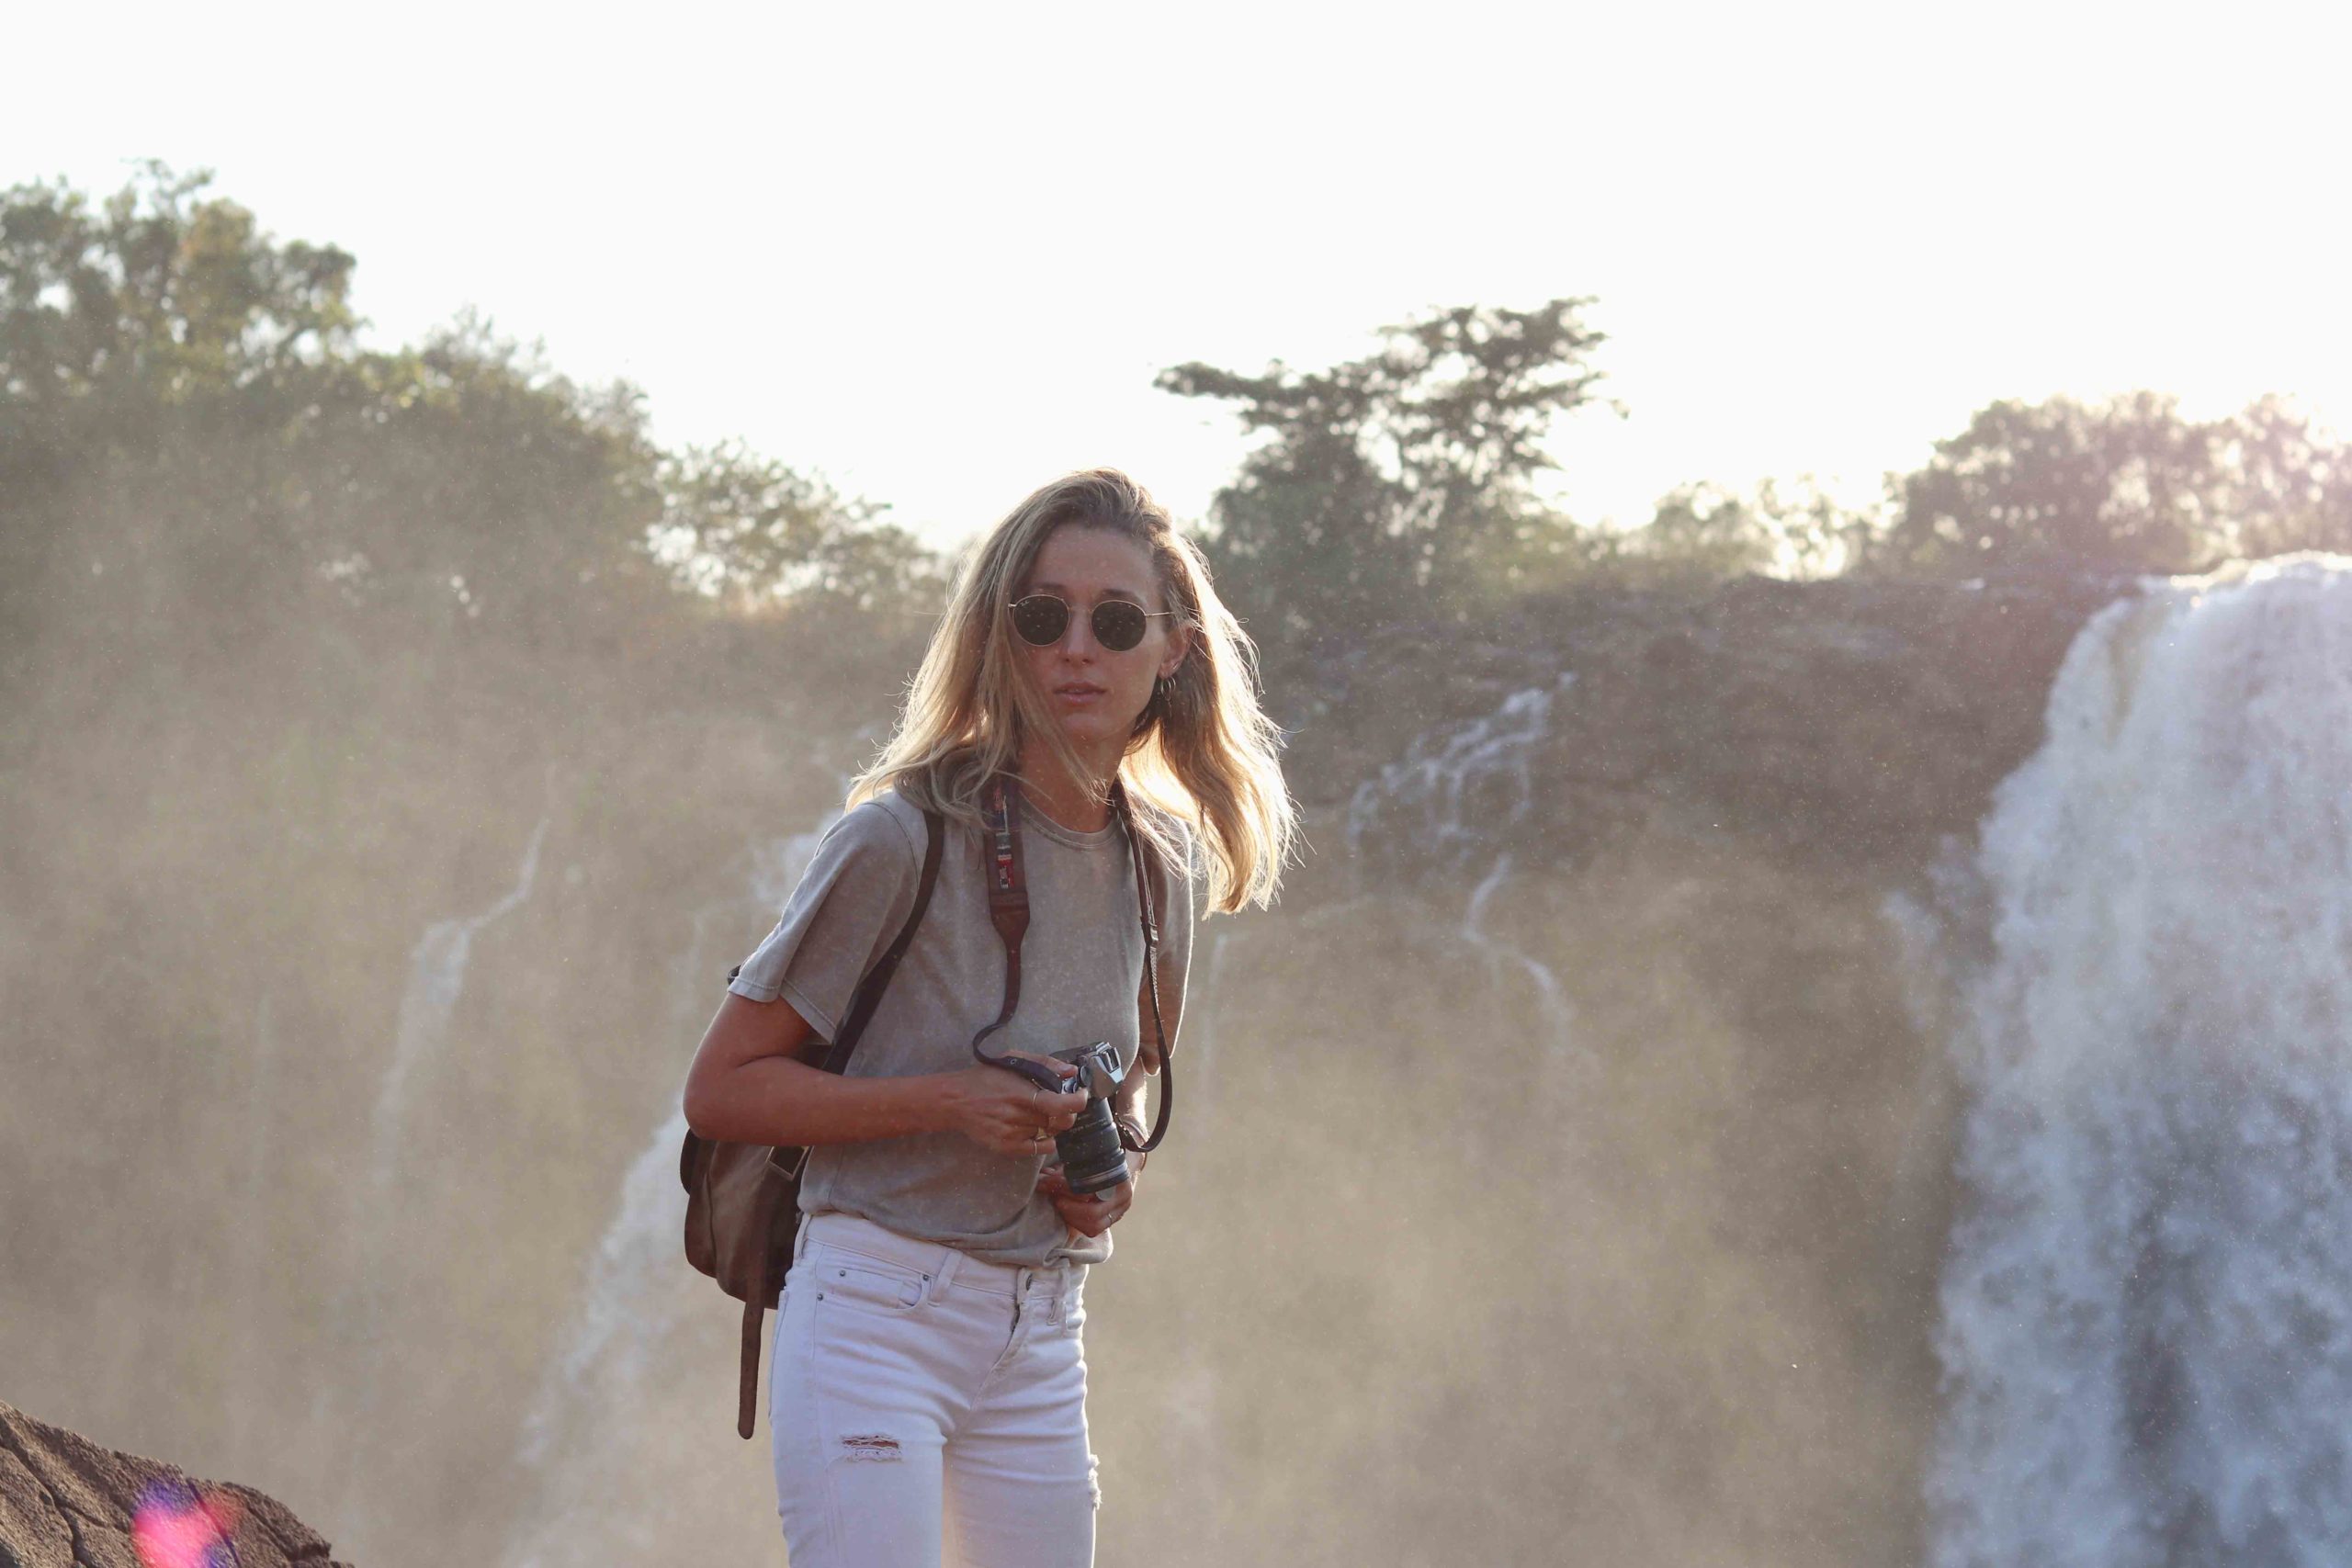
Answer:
[{"left": 727, "top": 802, "right": 923, "bottom": 1040}]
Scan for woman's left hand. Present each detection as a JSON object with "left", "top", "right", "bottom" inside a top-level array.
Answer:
[{"left": 1036, "top": 1149, "right": 1144, "bottom": 1238}]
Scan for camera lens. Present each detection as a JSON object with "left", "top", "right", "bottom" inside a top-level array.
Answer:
[{"left": 1056, "top": 1096, "right": 1130, "bottom": 1197}]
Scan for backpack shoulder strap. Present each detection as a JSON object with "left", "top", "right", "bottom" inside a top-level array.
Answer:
[
  {"left": 818, "top": 808, "right": 945, "bottom": 1076},
  {"left": 723, "top": 807, "right": 944, "bottom": 1440}
]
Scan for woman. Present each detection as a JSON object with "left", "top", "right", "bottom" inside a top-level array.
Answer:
[{"left": 681, "top": 468, "right": 1293, "bottom": 1568}]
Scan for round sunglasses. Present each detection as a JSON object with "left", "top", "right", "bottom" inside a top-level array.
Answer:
[{"left": 1007, "top": 594, "right": 1176, "bottom": 653}]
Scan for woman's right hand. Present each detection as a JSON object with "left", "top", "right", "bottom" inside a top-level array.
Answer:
[{"left": 942, "top": 1056, "right": 1083, "bottom": 1156}]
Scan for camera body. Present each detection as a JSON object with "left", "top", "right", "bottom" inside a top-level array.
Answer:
[
  {"left": 1044, "top": 1041, "right": 1131, "bottom": 1197},
  {"left": 993, "top": 1040, "right": 1132, "bottom": 1197}
]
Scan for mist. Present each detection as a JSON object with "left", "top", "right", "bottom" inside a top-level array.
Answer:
[{"left": 9, "top": 164, "right": 2352, "bottom": 1567}]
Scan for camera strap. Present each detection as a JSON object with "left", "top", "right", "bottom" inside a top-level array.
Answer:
[
  {"left": 969, "top": 774, "right": 1036, "bottom": 1071},
  {"left": 971, "top": 773, "right": 1176, "bottom": 1153},
  {"left": 1110, "top": 782, "right": 1175, "bottom": 1155}
]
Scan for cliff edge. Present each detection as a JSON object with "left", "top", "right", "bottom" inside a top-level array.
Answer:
[{"left": 0, "top": 1401, "right": 352, "bottom": 1568}]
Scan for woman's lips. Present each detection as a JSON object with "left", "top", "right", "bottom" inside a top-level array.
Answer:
[{"left": 1054, "top": 683, "right": 1106, "bottom": 704}]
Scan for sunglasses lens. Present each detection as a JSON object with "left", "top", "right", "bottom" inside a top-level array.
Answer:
[
  {"left": 1011, "top": 596, "right": 1069, "bottom": 647},
  {"left": 1091, "top": 602, "right": 1148, "bottom": 652}
]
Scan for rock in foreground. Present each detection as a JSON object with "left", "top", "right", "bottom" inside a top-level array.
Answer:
[{"left": 0, "top": 1401, "right": 352, "bottom": 1568}]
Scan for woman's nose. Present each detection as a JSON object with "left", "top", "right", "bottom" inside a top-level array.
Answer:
[{"left": 1058, "top": 611, "right": 1098, "bottom": 658}]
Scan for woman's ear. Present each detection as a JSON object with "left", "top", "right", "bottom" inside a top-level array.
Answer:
[{"left": 1159, "top": 625, "right": 1193, "bottom": 682}]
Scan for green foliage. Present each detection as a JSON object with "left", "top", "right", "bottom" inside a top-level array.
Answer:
[
  {"left": 2215, "top": 394, "right": 2352, "bottom": 561},
  {"left": 0, "top": 160, "right": 358, "bottom": 413},
  {"left": 1617, "top": 476, "right": 1874, "bottom": 587},
  {"left": 1603, "top": 394, "right": 2352, "bottom": 587},
  {"left": 0, "top": 164, "right": 934, "bottom": 714},
  {"left": 1863, "top": 391, "right": 2352, "bottom": 577},
  {"left": 1158, "top": 299, "right": 1611, "bottom": 658},
  {"left": 648, "top": 442, "right": 939, "bottom": 613},
  {"left": 1874, "top": 392, "right": 2223, "bottom": 574}
]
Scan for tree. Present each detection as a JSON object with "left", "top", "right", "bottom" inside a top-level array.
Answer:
[
  {"left": 0, "top": 161, "right": 358, "bottom": 416},
  {"left": 2217, "top": 394, "right": 2352, "bottom": 560},
  {"left": 647, "top": 442, "right": 935, "bottom": 615},
  {"left": 1626, "top": 476, "right": 1872, "bottom": 585},
  {"left": 1873, "top": 392, "right": 2228, "bottom": 576},
  {"left": 1, "top": 163, "right": 367, "bottom": 663},
  {"left": 1157, "top": 299, "right": 1612, "bottom": 658},
  {"left": 1, "top": 164, "right": 933, "bottom": 690}
]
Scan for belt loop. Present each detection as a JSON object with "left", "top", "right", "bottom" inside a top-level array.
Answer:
[
  {"left": 932, "top": 1244, "right": 962, "bottom": 1299},
  {"left": 790, "top": 1211, "right": 811, "bottom": 1264}
]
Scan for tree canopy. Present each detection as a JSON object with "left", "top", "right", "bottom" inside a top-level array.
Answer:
[
  {"left": 1871, "top": 391, "right": 2352, "bottom": 578},
  {"left": 11, "top": 160, "right": 2352, "bottom": 729},
  {"left": 0, "top": 163, "right": 931, "bottom": 715},
  {"left": 1158, "top": 299, "right": 1611, "bottom": 660}
]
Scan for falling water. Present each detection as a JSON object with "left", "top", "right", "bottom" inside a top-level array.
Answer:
[
  {"left": 1928, "top": 556, "right": 2352, "bottom": 1568},
  {"left": 1348, "top": 674, "right": 1581, "bottom": 1065},
  {"left": 334, "top": 816, "right": 549, "bottom": 1553},
  {"left": 369, "top": 816, "right": 551, "bottom": 1192},
  {"left": 1345, "top": 675, "right": 1574, "bottom": 883},
  {"left": 502, "top": 813, "right": 837, "bottom": 1568},
  {"left": 1462, "top": 852, "right": 1577, "bottom": 1066},
  {"left": 229, "top": 990, "right": 277, "bottom": 1464}
]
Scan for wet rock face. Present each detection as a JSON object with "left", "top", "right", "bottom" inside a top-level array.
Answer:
[
  {"left": 1318, "top": 572, "right": 2125, "bottom": 886},
  {"left": 0, "top": 1402, "right": 351, "bottom": 1568}
]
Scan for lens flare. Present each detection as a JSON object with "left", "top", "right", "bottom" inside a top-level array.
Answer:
[{"left": 131, "top": 1478, "right": 244, "bottom": 1568}]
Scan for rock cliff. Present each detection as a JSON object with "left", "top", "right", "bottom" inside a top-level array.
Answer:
[{"left": 0, "top": 1402, "right": 351, "bottom": 1568}]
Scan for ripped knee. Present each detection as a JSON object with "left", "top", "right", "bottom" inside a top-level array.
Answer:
[{"left": 837, "top": 1432, "right": 906, "bottom": 1463}]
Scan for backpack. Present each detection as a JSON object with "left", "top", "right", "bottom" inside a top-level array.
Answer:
[{"left": 678, "top": 809, "right": 945, "bottom": 1438}]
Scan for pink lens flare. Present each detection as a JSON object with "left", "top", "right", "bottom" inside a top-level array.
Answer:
[{"left": 131, "top": 1478, "right": 245, "bottom": 1568}]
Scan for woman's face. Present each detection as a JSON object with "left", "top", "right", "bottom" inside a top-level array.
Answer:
[{"left": 1013, "top": 524, "right": 1188, "bottom": 767}]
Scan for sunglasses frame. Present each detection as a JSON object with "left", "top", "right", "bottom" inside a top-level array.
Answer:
[{"left": 1006, "top": 593, "right": 1177, "bottom": 654}]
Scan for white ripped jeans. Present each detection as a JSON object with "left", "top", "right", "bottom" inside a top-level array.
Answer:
[{"left": 770, "top": 1212, "right": 1097, "bottom": 1568}]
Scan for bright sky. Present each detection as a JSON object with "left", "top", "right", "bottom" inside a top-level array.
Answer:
[{"left": 11, "top": 1, "right": 2350, "bottom": 551}]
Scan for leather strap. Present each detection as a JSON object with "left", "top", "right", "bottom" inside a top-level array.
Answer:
[
  {"left": 1110, "top": 783, "right": 1175, "bottom": 1154},
  {"left": 770, "top": 810, "right": 948, "bottom": 1182},
  {"left": 970, "top": 773, "right": 1176, "bottom": 1150},
  {"left": 730, "top": 808, "right": 944, "bottom": 1439},
  {"left": 969, "top": 775, "right": 1031, "bottom": 1062},
  {"left": 736, "top": 1276, "right": 771, "bottom": 1438},
  {"left": 820, "top": 813, "right": 948, "bottom": 1077}
]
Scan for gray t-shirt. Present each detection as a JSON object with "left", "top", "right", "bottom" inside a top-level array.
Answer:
[{"left": 728, "top": 786, "right": 1193, "bottom": 1266}]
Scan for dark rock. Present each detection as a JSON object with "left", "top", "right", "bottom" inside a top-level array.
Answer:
[
  {"left": 1320, "top": 570, "right": 2127, "bottom": 886},
  {"left": 0, "top": 1401, "right": 352, "bottom": 1568}
]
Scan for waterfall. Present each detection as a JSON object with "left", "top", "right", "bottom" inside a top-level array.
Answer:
[
  {"left": 333, "top": 816, "right": 549, "bottom": 1554},
  {"left": 1929, "top": 555, "right": 2352, "bottom": 1568},
  {"left": 370, "top": 816, "right": 551, "bottom": 1192},
  {"left": 1462, "top": 852, "right": 1577, "bottom": 1067},
  {"left": 1347, "top": 673, "right": 1583, "bottom": 1066},
  {"left": 1345, "top": 674, "right": 1574, "bottom": 884},
  {"left": 229, "top": 990, "right": 277, "bottom": 1464},
  {"left": 501, "top": 814, "right": 837, "bottom": 1568}
]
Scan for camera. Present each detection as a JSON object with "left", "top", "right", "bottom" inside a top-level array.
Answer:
[
  {"left": 1044, "top": 1041, "right": 1131, "bottom": 1197},
  {"left": 994, "top": 1041, "right": 1132, "bottom": 1197}
]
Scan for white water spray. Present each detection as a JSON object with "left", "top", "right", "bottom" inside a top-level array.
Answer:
[
  {"left": 1462, "top": 852, "right": 1578, "bottom": 1066},
  {"left": 334, "top": 816, "right": 549, "bottom": 1554},
  {"left": 1349, "top": 675, "right": 1583, "bottom": 1065},
  {"left": 370, "top": 816, "right": 550, "bottom": 1191},
  {"left": 1929, "top": 556, "right": 2352, "bottom": 1568},
  {"left": 1346, "top": 675, "right": 1572, "bottom": 878},
  {"left": 502, "top": 812, "right": 838, "bottom": 1568}
]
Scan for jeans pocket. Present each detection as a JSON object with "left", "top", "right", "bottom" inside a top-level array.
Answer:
[{"left": 808, "top": 1250, "right": 928, "bottom": 1318}]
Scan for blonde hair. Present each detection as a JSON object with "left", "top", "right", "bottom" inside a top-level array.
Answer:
[{"left": 848, "top": 468, "right": 1294, "bottom": 912}]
